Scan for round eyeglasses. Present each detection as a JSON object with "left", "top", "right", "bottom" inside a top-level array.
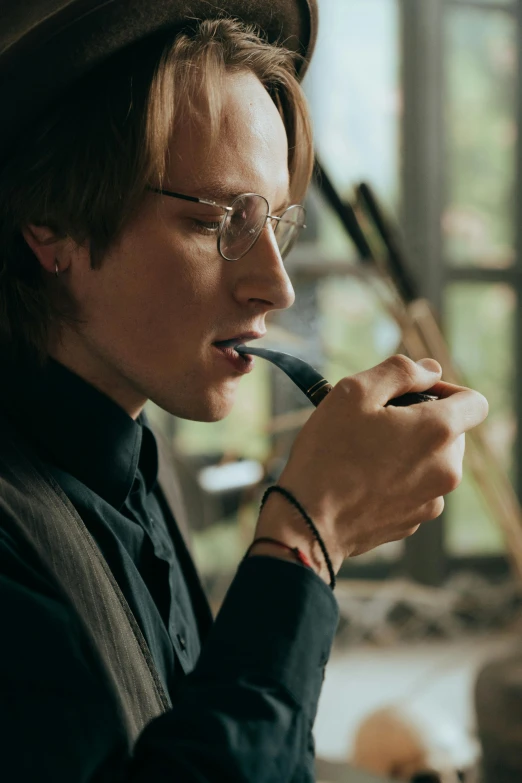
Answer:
[{"left": 149, "top": 187, "right": 306, "bottom": 262}]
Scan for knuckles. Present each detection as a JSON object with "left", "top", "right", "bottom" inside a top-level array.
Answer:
[
  {"left": 426, "top": 496, "right": 445, "bottom": 520},
  {"left": 385, "top": 354, "right": 418, "bottom": 384},
  {"left": 442, "top": 466, "right": 463, "bottom": 494},
  {"left": 405, "top": 524, "right": 421, "bottom": 539},
  {"left": 431, "top": 416, "right": 456, "bottom": 447},
  {"left": 433, "top": 463, "right": 462, "bottom": 496},
  {"left": 336, "top": 374, "right": 366, "bottom": 402}
]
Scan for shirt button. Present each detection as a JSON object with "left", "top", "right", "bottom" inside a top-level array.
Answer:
[{"left": 177, "top": 633, "right": 187, "bottom": 652}]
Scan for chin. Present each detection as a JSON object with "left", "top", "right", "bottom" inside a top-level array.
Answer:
[{"left": 153, "top": 383, "right": 237, "bottom": 422}]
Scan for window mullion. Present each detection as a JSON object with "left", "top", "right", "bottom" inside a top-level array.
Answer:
[{"left": 400, "top": 0, "right": 446, "bottom": 585}]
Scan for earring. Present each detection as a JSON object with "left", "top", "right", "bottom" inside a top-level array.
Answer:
[{"left": 54, "top": 260, "right": 60, "bottom": 278}]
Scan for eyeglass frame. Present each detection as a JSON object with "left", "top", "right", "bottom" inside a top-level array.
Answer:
[{"left": 147, "top": 186, "right": 306, "bottom": 261}]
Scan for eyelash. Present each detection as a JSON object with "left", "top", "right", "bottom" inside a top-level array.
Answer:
[{"left": 191, "top": 219, "right": 222, "bottom": 235}]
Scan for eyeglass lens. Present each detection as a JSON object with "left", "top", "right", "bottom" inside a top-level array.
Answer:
[
  {"left": 219, "top": 194, "right": 306, "bottom": 261},
  {"left": 274, "top": 204, "right": 306, "bottom": 258},
  {"left": 219, "top": 194, "right": 268, "bottom": 261}
]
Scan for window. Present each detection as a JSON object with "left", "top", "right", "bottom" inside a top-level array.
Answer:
[{"left": 443, "top": 0, "right": 518, "bottom": 559}]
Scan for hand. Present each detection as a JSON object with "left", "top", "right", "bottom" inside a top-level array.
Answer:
[{"left": 254, "top": 355, "right": 488, "bottom": 580}]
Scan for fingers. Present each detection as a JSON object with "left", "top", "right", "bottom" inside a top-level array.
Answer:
[
  {"left": 426, "top": 387, "right": 489, "bottom": 436},
  {"left": 427, "top": 379, "right": 474, "bottom": 399},
  {"left": 356, "top": 497, "right": 445, "bottom": 555},
  {"left": 411, "top": 437, "right": 464, "bottom": 518},
  {"left": 399, "top": 497, "right": 446, "bottom": 535},
  {"left": 456, "top": 432, "right": 466, "bottom": 461},
  {"left": 363, "top": 365, "right": 488, "bottom": 438},
  {"left": 346, "top": 355, "right": 443, "bottom": 408},
  {"left": 416, "top": 496, "right": 445, "bottom": 523}
]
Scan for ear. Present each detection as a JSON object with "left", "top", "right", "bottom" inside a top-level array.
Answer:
[{"left": 22, "top": 224, "right": 70, "bottom": 275}]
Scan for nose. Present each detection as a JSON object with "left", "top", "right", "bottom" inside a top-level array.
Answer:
[{"left": 231, "top": 223, "right": 295, "bottom": 312}]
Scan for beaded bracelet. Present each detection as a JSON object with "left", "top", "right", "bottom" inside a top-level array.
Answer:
[
  {"left": 260, "top": 485, "right": 336, "bottom": 590},
  {"left": 244, "top": 536, "right": 314, "bottom": 570}
]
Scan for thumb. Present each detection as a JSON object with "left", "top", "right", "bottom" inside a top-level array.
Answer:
[
  {"left": 416, "top": 357, "right": 442, "bottom": 374},
  {"left": 357, "top": 354, "right": 442, "bottom": 407}
]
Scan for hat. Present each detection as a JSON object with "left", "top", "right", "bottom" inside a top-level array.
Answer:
[{"left": 0, "top": 0, "right": 318, "bottom": 160}]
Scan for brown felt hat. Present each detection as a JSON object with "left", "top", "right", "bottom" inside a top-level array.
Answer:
[{"left": 0, "top": 0, "right": 318, "bottom": 161}]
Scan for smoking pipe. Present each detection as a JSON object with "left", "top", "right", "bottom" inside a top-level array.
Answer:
[{"left": 235, "top": 344, "right": 437, "bottom": 408}]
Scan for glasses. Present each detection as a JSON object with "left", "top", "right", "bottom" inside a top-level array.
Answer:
[{"left": 149, "top": 187, "right": 306, "bottom": 262}]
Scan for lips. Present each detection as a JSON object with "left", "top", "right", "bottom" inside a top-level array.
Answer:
[
  {"left": 213, "top": 332, "right": 265, "bottom": 350},
  {"left": 211, "top": 332, "right": 263, "bottom": 374},
  {"left": 213, "top": 343, "right": 255, "bottom": 374},
  {"left": 213, "top": 338, "right": 245, "bottom": 349}
]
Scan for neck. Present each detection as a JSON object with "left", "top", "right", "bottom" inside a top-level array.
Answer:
[{"left": 48, "top": 331, "right": 147, "bottom": 421}]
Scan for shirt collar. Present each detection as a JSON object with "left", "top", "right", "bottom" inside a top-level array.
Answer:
[{"left": 2, "top": 357, "right": 158, "bottom": 509}]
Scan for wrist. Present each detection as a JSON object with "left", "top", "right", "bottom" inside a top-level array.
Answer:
[
  {"left": 254, "top": 490, "right": 343, "bottom": 586},
  {"left": 247, "top": 540, "right": 312, "bottom": 569}
]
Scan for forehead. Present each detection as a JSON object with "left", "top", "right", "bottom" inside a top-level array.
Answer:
[{"left": 166, "top": 71, "right": 290, "bottom": 204}]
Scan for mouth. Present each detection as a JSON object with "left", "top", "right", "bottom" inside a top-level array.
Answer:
[
  {"left": 212, "top": 332, "right": 264, "bottom": 353},
  {"left": 212, "top": 333, "right": 263, "bottom": 373}
]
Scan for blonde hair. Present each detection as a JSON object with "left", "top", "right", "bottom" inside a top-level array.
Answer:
[{"left": 0, "top": 18, "right": 314, "bottom": 362}]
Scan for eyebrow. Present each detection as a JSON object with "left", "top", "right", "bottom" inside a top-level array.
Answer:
[{"left": 194, "top": 183, "right": 242, "bottom": 202}]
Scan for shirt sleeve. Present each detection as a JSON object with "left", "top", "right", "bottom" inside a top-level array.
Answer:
[
  {"left": 130, "top": 556, "right": 339, "bottom": 782},
  {"left": 0, "top": 530, "right": 339, "bottom": 783}
]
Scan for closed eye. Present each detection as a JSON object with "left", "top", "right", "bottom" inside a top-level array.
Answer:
[{"left": 191, "top": 219, "right": 222, "bottom": 235}]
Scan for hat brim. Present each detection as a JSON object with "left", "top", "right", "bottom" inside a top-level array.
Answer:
[{"left": 0, "top": 0, "right": 317, "bottom": 160}]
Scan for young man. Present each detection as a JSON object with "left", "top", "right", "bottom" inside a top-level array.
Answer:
[{"left": 0, "top": 1, "right": 488, "bottom": 781}]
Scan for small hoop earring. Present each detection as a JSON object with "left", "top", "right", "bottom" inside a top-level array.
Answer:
[{"left": 54, "top": 260, "right": 60, "bottom": 278}]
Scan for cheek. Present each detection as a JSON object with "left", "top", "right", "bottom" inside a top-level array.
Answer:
[{"left": 81, "top": 233, "right": 224, "bottom": 346}]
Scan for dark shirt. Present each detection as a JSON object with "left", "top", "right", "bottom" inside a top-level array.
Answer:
[
  {"left": 2, "top": 358, "right": 202, "bottom": 693},
  {"left": 0, "top": 358, "right": 339, "bottom": 782}
]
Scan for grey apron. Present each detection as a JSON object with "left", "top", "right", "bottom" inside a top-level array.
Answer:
[{"left": 0, "top": 413, "right": 171, "bottom": 744}]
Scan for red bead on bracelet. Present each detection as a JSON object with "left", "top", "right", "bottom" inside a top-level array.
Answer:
[{"left": 245, "top": 536, "right": 314, "bottom": 570}]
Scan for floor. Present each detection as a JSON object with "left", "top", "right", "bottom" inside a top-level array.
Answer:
[{"left": 314, "top": 631, "right": 521, "bottom": 768}]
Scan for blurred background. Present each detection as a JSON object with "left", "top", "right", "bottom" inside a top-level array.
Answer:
[{"left": 148, "top": 0, "right": 522, "bottom": 777}]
